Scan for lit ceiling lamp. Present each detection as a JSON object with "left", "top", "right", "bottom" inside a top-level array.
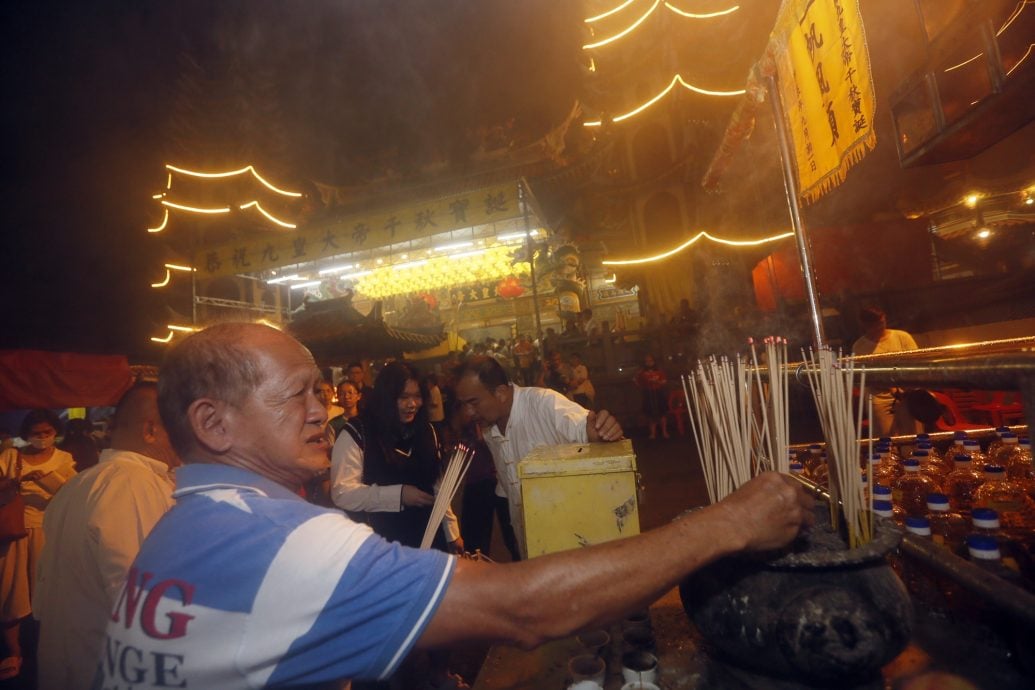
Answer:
[
  {"left": 350, "top": 246, "right": 524, "bottom": 299},
  {"left": 318, "top": 264, "right": 355, "bottom": 275},
  {"left": 602, "top": 230, "right": 794, "bottom": 265},
  {"left": 497, "top": 230, "right": 539, "bottom": 242},
  {"left": 973, "top": 209, "right": 992, "bottom": 239}
]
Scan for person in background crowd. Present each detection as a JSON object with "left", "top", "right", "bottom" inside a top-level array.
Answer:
[
  {"left": 0, "top": 409, "right": 77, "bottom": 681},
  {"left": 303, "top": 379, "right": 339, "bottom": 507},
  {"left": 539, "top": 350, "right": 569, "bottom": 396},
  {"left": 58, "top": 418, "right": 99, "bottom": 472},
  {"left": 454, "top": 356, "right": 624, "bottom": 558},
  {"left": 567, "top": 352, "right": 595, "bottom": 410},
  {"left": 425, "top": 373, "right": 446, "bottom": 446},
  {"left": 329, "top": 379, "right": 362, "bottom": 438},
  {"left": 35, "top": 383, "right": 180, "bottom": 690},
  {"left": 636, "top": 354, "right": 670, "bottom": 440},
  {"left": 316, "top": 380, "right": 344, "bottom": 438},
  {"left": 330, "top": 360, "right": 465, "bottom": 689},
  {"left": 852, "top": 305, "right": 922, "bottom": 437},
  {"left": 96, "top": 322, "right": 813, "bottom": 690},
  {"left": 347, "top": 361, "right": 375, "bottom": 413},
  {"left": 579, "top": 308, "right": 597, "bottom": 337},
  {"left": 512, "top": 334, "right": 536, "bottom": 386}
]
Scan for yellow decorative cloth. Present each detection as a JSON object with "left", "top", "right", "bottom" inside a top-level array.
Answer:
[{"left": 769, "top": 0, "right": 876, "bottom": 203}]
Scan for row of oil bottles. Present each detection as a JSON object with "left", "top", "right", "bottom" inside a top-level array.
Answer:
[{"left": 789, "top": 427, "right": 1035, "bottom": 592}]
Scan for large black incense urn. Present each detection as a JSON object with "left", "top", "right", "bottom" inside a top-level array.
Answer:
[{"left": 680, "top": 509, "right": 913, "bottom": 688}]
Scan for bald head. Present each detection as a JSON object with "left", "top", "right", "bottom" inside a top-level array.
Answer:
[
  {"left": 110, "top": 383, "right": 180, "bottom": 469},
  {"left": 158, "top": 322, "right": 290, "bottom": 458}
]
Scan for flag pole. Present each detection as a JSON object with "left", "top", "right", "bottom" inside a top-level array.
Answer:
[{"left": 766, "top": 74, "right": 827, "bottom": 351}]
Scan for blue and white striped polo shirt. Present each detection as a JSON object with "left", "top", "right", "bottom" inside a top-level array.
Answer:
[{"left": 97, "top": 463, "right": 455, "bottom": 689}]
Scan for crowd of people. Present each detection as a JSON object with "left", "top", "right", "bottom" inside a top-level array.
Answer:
[{"left": 0, "top": 322, "right": 815, "bottom": 690}]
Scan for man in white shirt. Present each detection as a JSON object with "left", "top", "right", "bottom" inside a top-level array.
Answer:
[
  {"left": 35, "top": 383, "right": 180, "bottom": 690},
  {"left": 453, "top": 356, "right": 623, "bottom": 557},
  {"left": 852, "top": 305, "right": 922, "bottom": 436}
]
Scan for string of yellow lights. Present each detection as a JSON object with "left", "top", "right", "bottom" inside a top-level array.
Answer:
[
  {"left": 150, "top": 270, "right": 171, "bottom": 289},
  {"left": 585, "top": 0, "right": 638, "bottom": 23},
  {"left": 239, "top": 200, "right": 297, "bottom": 229},
  {"left": 147, "top": 209, "right": 169, "bottom": 233},
  {"left": 150, "top": 264, "right": 194, "bottom": 290},
  {"left": 165, "top": 164, "right": 302, "bottom": 197},
  {"left": 602, "top": 230, "right": 794, "bottom": 265},
  {"left": 583, "top": 0, "right": 739, "bottom": 47},
  {"left": 583, "top": 0, "right": 661, "bottom": 49},
  {"left": 149, "top": 324, "right": 198, "bottom": 344},
  {"left": 943, "top": 1, "right": 1030, "bottom": 73},
  {"left": 584, "top": 74, "right": 746, "bottom": 127},
  {"left": 161, "top": 200, "right": 231, "bottom": 214},
  {"left": 663, "top": 3, "right": 739, "bottom": 20}
]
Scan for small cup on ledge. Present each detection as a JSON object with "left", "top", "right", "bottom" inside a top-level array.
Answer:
[
  {"left": 621, "top": 626, "right": 655, "bottom": 653},
  {"left": 621, "top": 650, "right": 658, "bottom": 685},
  {"left": 576, "top": 629, "right": 611, "bottom": 657},
  {"left": 622, "top": 609, "right": 651, "bottom": 632},
  {"left": 568, "top": 654, "right": 606, "bottom": 688}
]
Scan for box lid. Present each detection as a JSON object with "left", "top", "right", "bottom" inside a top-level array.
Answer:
[{"left": 518, "top": 439, "right": 636, "bottom": 478}]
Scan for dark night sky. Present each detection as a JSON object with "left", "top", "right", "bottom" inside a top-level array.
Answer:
[{"left": 0, "top": 0, "right": 584, "bottom": 362}]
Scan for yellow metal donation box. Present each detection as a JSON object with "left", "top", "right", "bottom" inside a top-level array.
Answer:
[{"left": 518, "top": 439, "right": 640, "bottom": 558}]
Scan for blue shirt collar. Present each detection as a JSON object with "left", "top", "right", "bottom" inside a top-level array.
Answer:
[{"left": 173, "top": 462, "right": 304, "bottom": 502}]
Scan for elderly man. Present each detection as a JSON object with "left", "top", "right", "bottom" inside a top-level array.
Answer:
[
  {"left": 35, "top": 383, "right": 180, "bottom": 690},
  {"left": 453, "top": 355, "right": 621, "bottom": 556},
  {"left": 97, "top": 323, "right": 812, "bottom": 690}
]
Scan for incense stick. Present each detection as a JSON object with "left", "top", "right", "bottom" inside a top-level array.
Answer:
[
  {"left": 802, "top": 348, "right": 872, "bottom": 548},
  {"left": 683, "top": 354, "right": 755, "bottom": 502},
  {"left": 420, "top": 443, "right": 474, "bottom": 550}
]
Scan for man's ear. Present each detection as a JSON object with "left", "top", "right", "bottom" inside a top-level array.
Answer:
[
  {"left": 141, "top": 419, "right": 159, "bottom": 444},
  {"left": 493, "top": 384, "right": 509, "bottom": 403},
  {"left": 187, "top": 398, "right": 234, "bottom": 454}
]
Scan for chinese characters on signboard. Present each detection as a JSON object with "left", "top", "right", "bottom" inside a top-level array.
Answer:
[{"left": 196, "top": 184, "right": 519, "bottom": 278}]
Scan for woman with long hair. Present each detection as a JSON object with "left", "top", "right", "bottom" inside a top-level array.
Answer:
[{"left": 330, "top": 362, "right": 466, "bottom": 688}]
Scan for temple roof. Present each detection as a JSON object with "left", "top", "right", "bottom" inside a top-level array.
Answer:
[{"left": 286, "top": 296, "right": 444, "bottom": 362}]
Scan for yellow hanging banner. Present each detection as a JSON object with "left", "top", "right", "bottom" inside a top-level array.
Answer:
[{"left": 770, "top": 0, "right": 876, "bottom": 203}]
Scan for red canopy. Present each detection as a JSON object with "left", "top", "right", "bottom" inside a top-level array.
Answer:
[{"left": 0, "top": 350, "right": 134, "bottom": 411}]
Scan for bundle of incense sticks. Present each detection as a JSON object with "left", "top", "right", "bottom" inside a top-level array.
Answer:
[
  {"left": 420, "top": 443, "right": 474, "bottom": 550},
  {"left": 748, "top": 337, "right": 791, "bottom": 474},
  {"left": 682, "top": 355, "right": 755, "bottom": 504},
  {"left": 801, "top": 348, "right": 873, "bottom": 548}
]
